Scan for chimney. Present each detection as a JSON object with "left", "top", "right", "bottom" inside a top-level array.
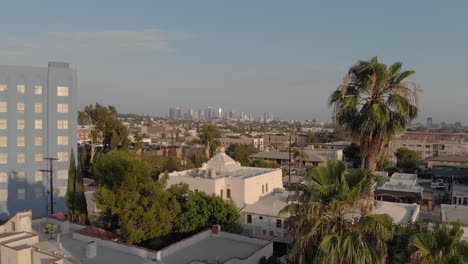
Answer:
[{"left": 212, "top": 225, "right": 221, "bottom": 235}]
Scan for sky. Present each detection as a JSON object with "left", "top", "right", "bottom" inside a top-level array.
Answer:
[{"left": 1, "top": 1, "right": 467, "bottom": 122}]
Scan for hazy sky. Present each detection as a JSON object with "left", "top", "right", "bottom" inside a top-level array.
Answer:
[{"left": 1, "top": 1, "right": 468, "bottom": 122}]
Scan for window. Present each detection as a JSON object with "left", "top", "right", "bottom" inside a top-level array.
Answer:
[
  {"left": 17, "top": 119, "right": 25, "bottom": 130},
  {"left": 35, "top": 103, "right": 42, "bottom": 113},
  {"left": 57, "top": 104, "right": 68, "bottom": 113},
  {"left": 57, "top": 186, "right": 67, "bottom": 197},
  {"left": 262, "top": 184, "right": 264, "bottom": 194},
  {"left": 57, "top": 120, "right": 68, "bottom": 129},
  {"left": 17, "top": 188, "right": 26, "bottom": 200},
  {"left": 35, "top": 86, "right": 42, "bottom": 95},
  {"left": 0, "top": 120, "right": 7, "bottom": 129},
  {"left": 269, "top": 231, "right": 274, "bottom": 236},
  {"left": 266, "top": 183, "right": 268, "bottom": 193},
  {"left": 194, "top": 189, "right": 198, "bottom": 193},
  {"left": 0, "top": 153, "right": 7, "bottom": 164},
  {"left": 259, "top": 216, "right": 263, "bottom": 220},
  {"left": 0, "top": 136, "right": 7, "bottom": 147},
  {"left": 57, "top": 86, "right": 69, "bottom": 96},
  {"left": 35, "top": 171, "right": 43, "bottom": 182},
  {"left": 17, "top": 102, "right": 24, "bottom": 113},
  {"left": 0, "top": 84, "right": 6, "bottom": 92},
  {"left": 17, "top": 171, "right": 25, "bottom": 181},
  {"left": 57, "top": 170, "right": 68, "bottom": 180},
  {"left": 35, "top": 120, "right": 42, "bottom": 129},
  {"left": 0, "top": 172, "right": 7, "bottom": 183},
  {"left": 17, "top": 85, "right": 25, "bottom": 94},
  {"left": 35, "top": 186, "right": 44, "bottom": 198},
  {"left": 263, "top": 230, "right": 266, "bottom": 235},
  {"left": 17, "top": 136, "right": 25, "bottom": 147},
  {"left": 247, "top": 215, "right": 252, "bottom": 224},
  {"left": 220, "top": 189, "right": 223, "bottom": 198},
  {"left": 276, "top": 219, "right": 282, "bottom": 228},
  {"left": 17, "top": 153, "right": 25, "bottom": 164},
  {"left": 57, "top": 136, "right": 68, "bottom": 145},
  {"left": 226, "top": 188, "right": 231, "bottom": 199},
  {"left": 35, "top": 136, "right": 42, "bottom": 146},
  {"left": 0, "top": 102, "right": 6, "bottom": 113},
  {"left": 35, "top": 152, "right": 43, "bottom": 162}
]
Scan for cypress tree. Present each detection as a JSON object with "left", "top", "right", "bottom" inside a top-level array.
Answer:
[{"left": 65, "top": 148, "right": 77, "bottom": 218}]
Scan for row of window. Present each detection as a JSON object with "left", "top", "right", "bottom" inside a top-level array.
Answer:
[
  {"left": 262, "top": 183, "right": 269, "bottom": 194},
  {"left": 0, "top": 186, "right": 68, "bottom": 201},
  {"left": 0, "top": 102, "right": 69, "bottom": 113},
  {"left": 0, "top": 119, "right": 68, "bottom": 130},
  {"left": 0, "top": 152, "right": 68, "bottom": 164},
  {"left": 0, "top": 85, "right": 69, "bottom": 96},
  {"left": 0, "top": 136, "right": 68, "bottom": 148},
  {"left": 0, "top": 170, "right": 69, "bottom": 183},
  {"left": 246, "top": 214, "right": 283, "bottom": 228}
]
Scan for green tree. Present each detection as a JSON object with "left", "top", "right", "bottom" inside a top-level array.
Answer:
[
  {"left": 252, "top": 158, "right": 273, "bottom": 169},
  {"left": 168, "top": 184, "right": 242, "bottom": 234},
  {"left": 66, "top": 148, "right": 77, "bottom": 218},
  {"left": 395, "top": 147, "right": 422, "bottom": 173},
  {"left": 227, "top": 143, "right": 259, "bottom": 166},
  {"left": 409, "top": 223, "right": 468, "bottom": 264},
  {"left": 344, "top": 143, "right": 362, "bottom": 168},
  {"left": 200, "top": 124, "right": 221, "bottom": 158},
  {"left": 92, "top": 151, "right": 178, "bottom": 243},
  {"left": 293, "top": 148, "right": 308, "bottom": 171},
  {"left": 282, "top": 161, "right": 394, "bottom": 264},
  {"left": 386, "top": 221, "right": 429, "bottom": 264},
  {"left": 329, "top": 57, "right": 420, "bottom": 210}
]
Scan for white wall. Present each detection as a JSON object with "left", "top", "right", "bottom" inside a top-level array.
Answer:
[{"left": 243, "top": 170, "right": 282, "bottom": 205}]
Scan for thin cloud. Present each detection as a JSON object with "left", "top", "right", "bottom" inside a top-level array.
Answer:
[{"left": 0, "top": 29, "right": 176, "bottom": 63}]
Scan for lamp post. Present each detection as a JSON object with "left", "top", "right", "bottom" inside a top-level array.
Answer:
[{"left": 39, "top": 157, "right": 58, "bottom": 215}]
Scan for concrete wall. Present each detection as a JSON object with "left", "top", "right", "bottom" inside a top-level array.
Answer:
[
  {"left": 242, "top": 213, "right": 287, "bottom": 237},
  {"left": 4, "top": 234, "right": 38, "bottom": 247},
  {"left": 243, "top": 170, "right": 282, "bottom": 205},
  {"left": 72, "top": 232, "right": 157, "bottom": 260},
  {"left": 155, "top": 229, "right": 211, "bottom": 261},
  {"left": 31, "top": 250, "right": 62, "bottom": 264},
  {"left": 0, "top": 210, "right": 32, "bottom": 233}
]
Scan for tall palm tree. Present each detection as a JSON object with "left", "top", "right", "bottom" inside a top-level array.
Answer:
[
  {"left": 282, "top": 161, "right": 394, "bottom": 264},
  {"left": 329, "top": 57, "right": 420, "bottom": 210},
  {"left": 409, "top": 223, "right": 468, "bottom": 264}
]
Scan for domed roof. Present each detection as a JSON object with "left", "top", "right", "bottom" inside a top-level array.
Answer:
[{"left": 202, "top": 148, "right": 241, "bottom": 172}]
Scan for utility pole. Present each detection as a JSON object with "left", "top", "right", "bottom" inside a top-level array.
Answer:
[
  {"left": 39, "top": 157, "right": 58, "bottom": 215},
  {"left": 288, "top": 129, "right": 292, "bottom": 185}
]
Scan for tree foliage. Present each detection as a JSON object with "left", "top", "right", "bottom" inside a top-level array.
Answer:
[
  {"left": 227, "top": 143, "right": 259, "bottom": 166},
  {"left": 168, "top": 184, "right": 242, "bottom": 234},
  {"left": 395, "top": 147, "right": 421, "bottom": 173},
  {"left": 79, "top": 103, "right": 129, "bottom": 150},
  {"left": 66, "top": 148, "right": 88, "bottom": 223},
  {"left": 92, "top": 151, "right": 178, "bottom": 243},
  {"left": 282, "top": 161, "right": 394, "bottom": 264},
  {"left": 199, "top": 124, "right": 221, "bottom": 158},
  {"left": 329, "top": 56, "right": 420, "bottom": 174}
]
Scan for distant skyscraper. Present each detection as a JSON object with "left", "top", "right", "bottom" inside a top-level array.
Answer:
[
  {"left": 169, "top": 107, "right": 177, "bottom": 120},
  {"left": 207, "top": 106, "right": 213, "bottom": 120},
  {"left": 187, "top": 106, "right": 194, "bottom": 120},
  {"left": 176, "top": 107, "right": 182, "bottom": 120},
  {"left": 427, "top": 117, "right": 433, "bottom": 128},
  {"left": 0, "top": 62, "right": 78, "bottom": 218}
]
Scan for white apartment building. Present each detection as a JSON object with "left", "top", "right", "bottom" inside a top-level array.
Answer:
[
  {"left": 165, "top": 149, "right": 283, "bottom": 208},
  {"left": 0, "top": 62, "right": 77, "bottom": 219}
]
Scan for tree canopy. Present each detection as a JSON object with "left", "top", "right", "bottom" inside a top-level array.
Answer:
[
  {"left": 226, "top": 143, "right": 259, "bottom": 166},
  {"left": 395, "top": 147, "right": 422, "bottom": 173},
  {"left": 199, "top": 124, "right": 221, "bottom": 158}
]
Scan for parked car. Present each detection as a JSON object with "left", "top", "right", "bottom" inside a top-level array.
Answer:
[{"left": 436, "top": 182, "right": 445, "bottom": 190}]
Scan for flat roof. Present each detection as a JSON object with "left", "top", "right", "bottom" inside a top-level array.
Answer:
[
  {"left": 452, "top": 184, "right": 468, "bottom": 196},
  {"left": 374, "top": 201, "right": 419, "bottom": 224},
  {"left": 241, "top": 191, "right": 290, "bottom": 217},
  {"left": 160, "top": 235, "right": 266, "bottom": 264},
  {"left": 32, "top": 227, "right": 154, "bottom": 264},
  {"left": 427, "top": 156, "right": 468, "bottom": 163},
  {"left": 441, "top": 204, "right": 468, "bottom": 224}
]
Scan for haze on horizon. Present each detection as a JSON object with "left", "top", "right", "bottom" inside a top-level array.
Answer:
[{"left": 1, "top": 1, "right": 467, "bottom": 123}]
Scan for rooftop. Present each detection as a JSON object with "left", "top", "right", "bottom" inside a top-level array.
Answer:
[
  {"left": 168, "top": 151, "right": 278, "bottom": 179},
  {"left": 426, "top": 155, "right": 468, "bottom": 163},
  {"left": 452, "top": 184, "right": 468, "bottom": 197},
  {"left": 374, "top": 201, "right": 420, "bottom": 224},
  {"left": 250, "top": 151, "right": 327, "bottom": 162},
  {"left": 160, "top": 232, "right": 270, "bottom": 264},
  {"left": 441, "top": 204, "right": 468, "bottom": 224},
  {"left": 241, "top": 191, "right": 290, "bottom": 217},
  {"left": 377, "top": 173, "right": 423, "bottom": 194}
]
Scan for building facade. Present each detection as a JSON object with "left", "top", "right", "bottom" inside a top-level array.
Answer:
[
  {"left": 165, "top": 150, "right": 283, "bottom": 208},
  {"left": 0, "top": 62, "right": 77, "bottom": 219}
]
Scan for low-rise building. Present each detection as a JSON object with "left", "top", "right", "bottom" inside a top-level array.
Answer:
[
  {"left": 375, "top": 173, "right": 423, "bottom": 203},
  {"left": 451, "top": 184, "right": 468, "bottom": 205},
  {"left": 426, "top": 155, "right": 468, "bottom": 168},
  {"left": 219, "top": 135, "right": 264, "bottom": 150},
  {"left": 165, "top": 149, "right": 283, "bottom": 208}
]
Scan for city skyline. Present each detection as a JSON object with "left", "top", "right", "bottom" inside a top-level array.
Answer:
[{"left": 1, "top": 1, "right": 468, "bottom": 122}]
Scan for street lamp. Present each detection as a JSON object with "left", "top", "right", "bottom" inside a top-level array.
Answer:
[{"left": 39, "top": 157, "right": 58, "bottom": 215}]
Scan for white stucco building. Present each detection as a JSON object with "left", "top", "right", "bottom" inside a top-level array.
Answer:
[{"left": 165, "top": 150, "right": 283, "bottom": 208}]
